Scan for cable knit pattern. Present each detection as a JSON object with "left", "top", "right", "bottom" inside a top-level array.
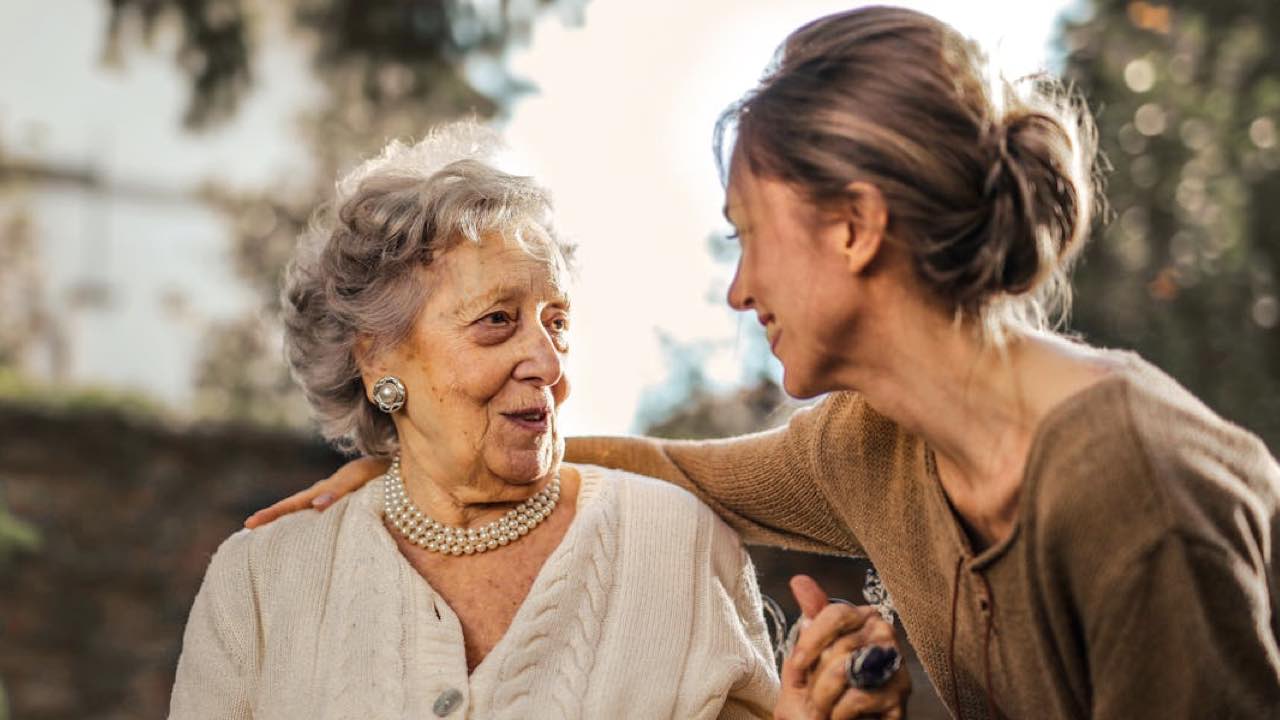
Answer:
[
  {"left": 486, "top": 476, "right": 618, "bottom": 716},
  {"left": 169, "top": 465, "right": 777, "bottom": 719}
]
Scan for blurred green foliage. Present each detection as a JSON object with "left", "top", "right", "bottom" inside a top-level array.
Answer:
[
  {"left": 0, "top": 496, "right": 39, "bottom": 565},
  {"left": 0, "top": 368, "right": 167, "bottom": 418},
  {"left": 99, "top": 0, "right": 1278, "bottom": 450},
  {"left": 104, "top": 0, "right": 578, "bottom": 128},
  {"left": 0, "top": 207, "right": 45, "bottom": 372},
  {"left": 1063, "top": 0, "right": 1280, "bottom": 449},
  {"left": 104, "top": 0, "right": 584, "bottom": 427},
  {"left": 647, "top": 2, "right": 1280, "bottom": 452}
]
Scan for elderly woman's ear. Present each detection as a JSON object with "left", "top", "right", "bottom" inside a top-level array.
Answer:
[
  {"left": 353, "top": 335, "right": 379, "bottom": 392},
  {"left": 355, "top": 335, "right": 415, "bottom": 416},
  {"left": 354, "top": 336, "right": 401, "bottom": 391}
]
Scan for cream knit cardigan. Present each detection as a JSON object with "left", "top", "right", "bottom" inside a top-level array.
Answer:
[{"left": 169, "top": 465, "right": 779, "bottom": 719}]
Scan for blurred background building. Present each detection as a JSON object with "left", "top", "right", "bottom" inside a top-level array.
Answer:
[{"left": 0, "top": 0, "right": 1276, "bottom": 717}]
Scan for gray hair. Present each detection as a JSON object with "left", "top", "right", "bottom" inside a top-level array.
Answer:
[{"left": 281, "top": 122, "right": 572, "bottom": 457}]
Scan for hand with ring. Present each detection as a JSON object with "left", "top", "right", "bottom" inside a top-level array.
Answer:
[{"left": 774, "top": 575, "right": 911, "bottom": 719}]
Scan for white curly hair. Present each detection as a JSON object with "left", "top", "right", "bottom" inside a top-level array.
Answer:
[{"left": 281, "top": 120, "right": 573, "bottom": 457}]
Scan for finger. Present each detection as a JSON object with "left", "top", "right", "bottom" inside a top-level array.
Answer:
[
  {"left": 790, "top": 575, "right": 830, "bottom": 620},
  {"left": 243, "top": 492, "right": 316, "bottom": 529},
  {"left": 844, "top": 614, "right": 897, "bottom": 653},
  {"left": 830, "top": 687, "right": 895, "bottom": 720},
  {"left": 781, "top": 639, "right": 814, "bottom": 691},
  {"left": 244, "top": 456, "right": 389, "bottom": 528},
  {"left": 831, "top": 668, "right": 911, "bottom": 720},
  {"left": 809, "top": 635, "right": 860, "bottom": 713},
  {"left": 771, "top": 693, "right": 818, "bottom": 720},
  {"left": 840, "top": 616, "right": 899, "bottom": 692},
  {"left": 791, "top": 602, "right": 877, "bottom": 671}
]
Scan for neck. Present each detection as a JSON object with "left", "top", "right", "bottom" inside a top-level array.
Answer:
[
  {"left": 860, "top": 326, "right": 1032, "bottom": 476},
  {"left": 393, "top": 435, "right": 555, "bottom": 528},
  {"left": 825, "top": 296, "right": 1111, "bottom": 546}
]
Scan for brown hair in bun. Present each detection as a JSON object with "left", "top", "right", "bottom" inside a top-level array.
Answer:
[{"left": 717, "top": 5, "right": 1100, "bottom": 336}]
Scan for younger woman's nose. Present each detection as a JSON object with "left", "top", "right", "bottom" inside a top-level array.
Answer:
[{"left": 727, "top": 261, "right": 754, "bottom": 311}]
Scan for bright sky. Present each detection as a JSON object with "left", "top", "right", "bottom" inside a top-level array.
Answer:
[
  {"left": 0, "top": 0, "right": 1072, "bottom": 435},
  {"left": 503, "top": 0, "right": 1074, "bottom": 434}
]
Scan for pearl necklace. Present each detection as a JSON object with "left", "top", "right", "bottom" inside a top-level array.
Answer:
[{"left": 382, "top": 456, "right": 561, "bottom": 555}]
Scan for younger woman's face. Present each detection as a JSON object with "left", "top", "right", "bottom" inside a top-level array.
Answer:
[{"left": 723, "top": 156, "right": 865, "bottom": 398}]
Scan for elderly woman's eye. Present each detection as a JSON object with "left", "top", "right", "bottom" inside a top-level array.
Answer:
[
  {"left": 549, "top": 316, "right": 569, "bottom": 333},
  {"left": 482, "top": 311, "right": 513, "bottom": 325}
]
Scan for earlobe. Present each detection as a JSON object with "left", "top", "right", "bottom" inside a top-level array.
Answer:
[{"left": 841, "top": 181, "right": 888, "bottom": 274}]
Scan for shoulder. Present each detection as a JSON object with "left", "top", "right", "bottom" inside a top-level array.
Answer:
[
  {"left": 205, "top": 482, "right": 381, "bottom": 592},
  {"left": 573, "top": 463, "right": 747, "bottom": 557},
  {"left": 1119, "top": 358, "right": 1279, "bottom": 498},
  {"left": 581, "top": 461, "right": 742, "bottom": 513},
  {"left": 1028, "top": 353, "right": 1279, "bottom": 561},
  {"left": 794, "top": 391, "right": 903, "bottom": 445},
  {"left": 776, "top": 392, "right": 915, "bottom": 485},
  {"left": 576, "top": 463, "right": 719, "bottom": 523}
]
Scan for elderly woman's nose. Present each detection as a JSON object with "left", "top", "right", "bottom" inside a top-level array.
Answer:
[{"left": 513, "top": 325, "right": 564, "bottom": 385}]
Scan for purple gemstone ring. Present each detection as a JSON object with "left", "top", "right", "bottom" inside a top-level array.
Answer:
[{"left": 845, "top": 644, "right": 902, "bottom": 690}]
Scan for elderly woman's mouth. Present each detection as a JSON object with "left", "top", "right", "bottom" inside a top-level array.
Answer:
[{"left": 501, "top": 408, "right": 551, "bottom": 431}]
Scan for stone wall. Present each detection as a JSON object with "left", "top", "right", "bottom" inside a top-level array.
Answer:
[{"left": 0, "top": 403, "right": 342, "bottom": 719}]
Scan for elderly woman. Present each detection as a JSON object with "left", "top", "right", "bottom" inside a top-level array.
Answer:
[{"left": 168, "top": 125, "right": 780, "bottom": 718}]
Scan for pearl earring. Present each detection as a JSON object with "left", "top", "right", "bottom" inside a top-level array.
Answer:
[{"left": 371, "top": 376, "right": 407, "bottom": 413}]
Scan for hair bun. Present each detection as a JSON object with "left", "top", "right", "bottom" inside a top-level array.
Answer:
[
  {"left": 718, "top": 6, "right": 1099, "bottom": 332},
  {"left": 974, "top": 109, "right": 1087, "bottom": 299}
]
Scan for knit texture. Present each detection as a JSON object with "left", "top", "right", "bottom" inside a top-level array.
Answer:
[
  {"left": 169, "top": 466, "right": 778, "bottom": 719},
  {"left": 569, "top": 352, "right": 1280, "bottom": 719}
]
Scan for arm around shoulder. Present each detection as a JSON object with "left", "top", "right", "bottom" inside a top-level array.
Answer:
[
  {"left": 568, "top": 393, "right": 881, "bottom": 555},
  {"left": 169, "top": 530, "right": 259, "bottom": 720}
]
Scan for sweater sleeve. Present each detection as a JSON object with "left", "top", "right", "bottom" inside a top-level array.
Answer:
[
  {"left": 1087, "top": 533, "right": 1280, "bottom": 719},
  {"left": 1050, "top": 374, "right": 1280, "bottom": 718},
  {"left": 169, "top": 531, "right": 258, "bottom": 720},
  {"left": 567, "top": 394, "right": 866, "bottom": 555},
  {"left": 721, "top": 544, "right": 781, "bottom": 719}
]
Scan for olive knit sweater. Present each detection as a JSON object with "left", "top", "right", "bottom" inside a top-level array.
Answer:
[{"left": 569, "top": 352, "right": 1280, "bottom": 719}]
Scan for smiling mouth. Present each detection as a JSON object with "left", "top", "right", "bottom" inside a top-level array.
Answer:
[{"left": 502, "top": 408, "right": 551, "bottom": 431}]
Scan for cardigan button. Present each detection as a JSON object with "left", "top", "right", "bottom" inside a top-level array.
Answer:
[{"left": 433, "top": 687, "right": 464, "bottom": 716}]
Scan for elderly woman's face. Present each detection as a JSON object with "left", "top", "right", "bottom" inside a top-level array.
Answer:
[{"left": 373, "top": 229, "right": 570, "bottom": 490}]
